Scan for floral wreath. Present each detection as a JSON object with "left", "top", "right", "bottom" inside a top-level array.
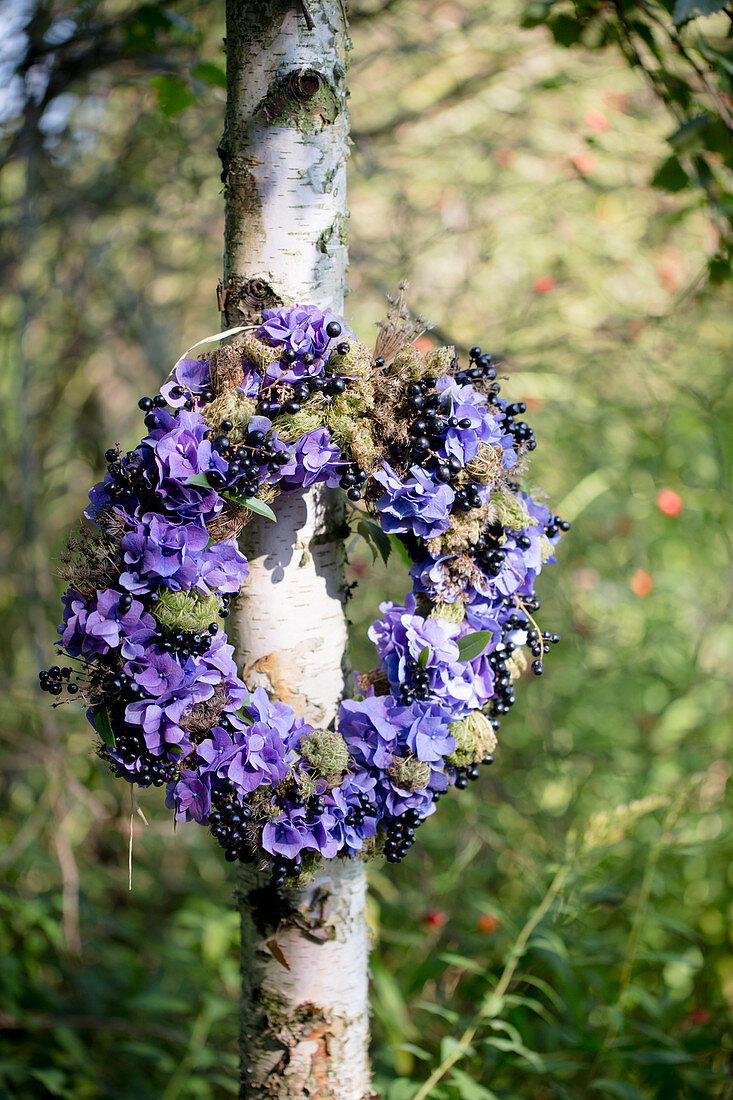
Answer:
[{"left": 41, "top": 294, "right": 568, "bottom": 886}]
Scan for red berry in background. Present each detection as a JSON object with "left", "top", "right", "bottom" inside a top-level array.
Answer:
[
  {"left": 657, "top": 489, "right": 683, "bottom": 517},
  {"left": 686, "top": 1008, "right": 713, "bottom": 1028},
  {"left": 584, "top": 109, "right": 609, "bottom": 132},
  {"left": 477, "top": 913, "right": 499, "bottom": 934},
  {"left": 571, "top": 151, "right": 595, "bottom": 175},
  {"left": 631, "top": 570, "right": 653, "bottom": 597},
  {"left": 533, "top": 275, "right": 556, "bottom": 294},
  {"left": 424, "top": 909, "right": 447, "bottom": 930}
]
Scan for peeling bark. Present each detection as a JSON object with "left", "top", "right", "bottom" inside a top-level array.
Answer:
[{"left": 222, "top": 3, "right": 370, "bottom": 1097}]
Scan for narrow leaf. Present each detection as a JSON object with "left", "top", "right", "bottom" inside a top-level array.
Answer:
[
  {"left": 185, "top": 472, "right": 213, "bottom": 488},
  {"left": 357, "top": 519, "right": 391, "bottom": 566},
  {"left": 222, "top": 493, "right": 277, "bottom": 522},
  {"left": 418, "top": 645, "right": 430, "bottom": 670},
  {"left": 591, "top": 1079, "right": 645, "bottom": 1100},
  {"left": 93, "top": 706, "right": 116, "bottom": 749},
  {"left": 456, "top": 631, "right": 492, "bottom": 662}
]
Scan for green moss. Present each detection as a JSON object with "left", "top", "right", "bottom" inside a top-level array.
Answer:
[
  {"left": 387, "top": 755, "right": 431, "bottom": 792},
  {"left": 446, "top": 711, "right": 498, "bottom": 768},
  {"left": 429, "top": 599, "right": 466, "bottom": 625},
  {"left": 389, "top": 345, "right": 425, "bottom": 382},
  {"left": 492, "top": 488, "right": 536, "bottom": 532},
  {"left": 152, "top": 588, "right": 222, "bottom": 633},
  {"left": 316, "top": 213, "right": 349, "bottom": 255},
  {"left": 300, "top": 730, "right": 350, "bottom": 786},
  {"left": 424, "top": 345, "right": 456, "bottom": 378},
  {"left": 540, "top": 534, "right": 555, "bottom": 563},
  {"left": 202, "top": 390, "right": 257, "bottom": 443}
]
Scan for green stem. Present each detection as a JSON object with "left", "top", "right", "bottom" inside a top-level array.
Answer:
[{"left": 411, "top": 857, "right": 572, "bottom": 1100}]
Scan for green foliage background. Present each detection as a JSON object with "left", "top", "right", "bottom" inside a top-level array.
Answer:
[{"left": 1, "top": 2, "right": 731, "bottom": 1098}]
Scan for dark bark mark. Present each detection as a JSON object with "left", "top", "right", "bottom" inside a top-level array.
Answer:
[
  {"left": 220, "top": 276, "right": 283, "bottom": 328},
  {"left": 259, "top": 67, "right": 340, "bottom": 131}
]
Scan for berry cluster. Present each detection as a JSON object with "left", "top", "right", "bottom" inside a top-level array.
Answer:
[
  {"left": 383, "top": 809, "right": 423, "bottom": 864},
  {"left": 38, "top": 665, "right": 77, "bottom": 697}
]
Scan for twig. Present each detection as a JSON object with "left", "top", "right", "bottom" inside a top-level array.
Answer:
[{"left": 299, "top": 0, "right": 315, "bottom": 30}]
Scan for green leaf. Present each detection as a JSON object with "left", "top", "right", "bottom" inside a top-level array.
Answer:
[
  {"left": 357, "top": 519, "right": 391, "bottom": 566},
  {"left": 592, "top": 1080, "right": 645, "bottom": 1100},
  {"left": 222, "top": 493, "right": 277, "bottom": 522},
  {"left": 389, "top": 534, "right": 413, "bottom": 567},
  {"left": 651, "top": 156, "right": 689, "bottom": 193},
  {"left": 192, "top": 62, "right": 227, "bottom": 89},
  {"left": 93, "top": 706, "right": 115, "bottom": 749},
  {"left": 439, "top": 951, "right": 486, "bottom": 974},
  {"left": 151, "top": 75, "right": 195, "bottom": 117},
  {"left": 449, "top": 1068, "right": 501, "bottom": 1100},
  {"left": 185, "top": 472, "right": 212, "bottom": 487},
  {"left": 548, "top": 13, "right": 583, "bottom": 47},
  {"left": 709, "top": 252, "right": 732, "bottom": 283},
  {"left": 392, "top": 1042, "right": 432, "bottom": 1062},
  {"left": 483, "top": 1034, "right": 544, "bottom": 1069},
  {"left": 668, "top": 115, "right": 711, "bottom": 151},
  {"left": 456, "top": 631, "right": 492, "bottom": 662},
  {"left": 673, "top": 0, "right": 727, "bottom": 22},
  {"left": 418, "top": 645, "right": 430, "bottom": 669}
]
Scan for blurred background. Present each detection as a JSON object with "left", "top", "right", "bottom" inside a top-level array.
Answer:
[{"left": 1, "top": 1, "right": 732, "bottom": 1097}]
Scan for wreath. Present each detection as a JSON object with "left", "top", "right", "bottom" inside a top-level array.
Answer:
[{"left": 41, "top": 294, "right": 567, "bottom": 886}]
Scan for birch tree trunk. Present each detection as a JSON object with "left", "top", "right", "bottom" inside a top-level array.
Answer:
[{"left": 220, "top": 3, "right": 372, "bottom": 1097}]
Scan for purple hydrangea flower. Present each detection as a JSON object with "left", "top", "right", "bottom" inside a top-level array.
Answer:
[
  {"left": 197, "top": 539, "right": 250, "bottom": 595},
  {"left": 277, "top": 428, "right": 343, "bottom": 490},
  {"left": 120, "top": 514, "right": 209, "bottom": 593},
  {"left": 166, "top": 770, "right": 212, "bottom": 823},
  {"left": 160, "top": 357, "right": 211, "bottom": 408},
  {"left": 261, "top": 803, "right": 342, "bottom": 861},
  {"left": 59, "top": 587, "right": 155, "bottom": 658},
  {"left": 374, "top": 462, "right": 454, "bottom": 540},
  {"left": 435, "top": 376, "right": 512, "bottom": 468},
  {"left": 368, "top": 595, "right": 483, "bottom": 719},
  {"left": 119, "top": 513, "right": 248, "bottom": 596},
  {"left": 258, "top": 305, "right": 354, "bottom": 384},
  {"left": 197, "top": 722, "right": 288, "bottom": 796},
  {"left": 338, "top": 694, "right": 401, "bottom": 770},
  {"left": 326, "top": 771, "right": 379, "bottom": 854},
  {"left": 145, "top": 409, "right": 227, "bottom": 522},
  {"left": 59, "top": 587, "right": 90, "bottom": 657}
]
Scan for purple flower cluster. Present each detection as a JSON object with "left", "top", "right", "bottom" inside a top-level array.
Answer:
[
  {"left": 278, "top": 428, "right": 343, "bottom": 490},
  {"left": 258, "top": 304, "right": 354, "bottom": 384},
  {"left": 374, "top": 463, "right": 454, "bottom": 539}
]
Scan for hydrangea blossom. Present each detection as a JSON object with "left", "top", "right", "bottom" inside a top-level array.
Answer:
[
  {"left": 368, "top": 595, "right": 482, "bottom": 718},
  {"left": 166, "top": 769, "right": 212, "bottom": 823},
  {"left": 145, "top": 409, "right": 227, "bottom": 522},
  {"left": 160, "top": 357, "right": 211, "bottom": 407},
  {"left": 59, "top": 587, "right": 155, "bottom": 658},
  {"left": 374, "top": 462, "right": 454, "bottom": 540},
  {"left": 258, "top": 304, "right": 354, "bottom": 384},
  {"left": 119, "top": 513, "right": 248, "bottom": 595},
  {"left": 435, "top": 376, "right": 514, "bottom": 468},
  {"left": 278, "top": 427, "right": 343, "bottom": 490}
]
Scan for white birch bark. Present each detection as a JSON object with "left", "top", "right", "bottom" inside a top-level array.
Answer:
[{"left": 222, "top": 4, "right": 371, "bottom": 1098}]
